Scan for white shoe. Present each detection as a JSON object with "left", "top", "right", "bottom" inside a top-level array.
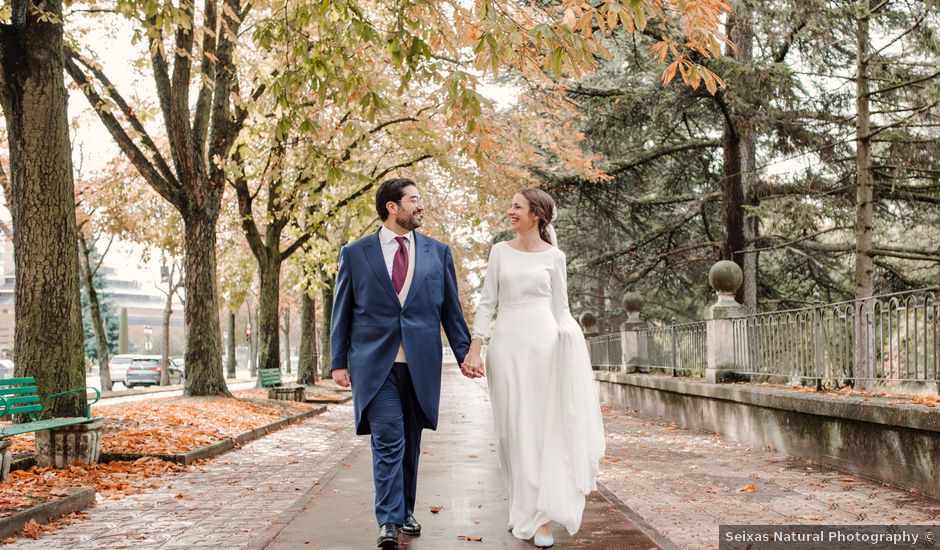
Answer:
[{"left": 533, "top": 533, "right": 554, "bottom": 547}]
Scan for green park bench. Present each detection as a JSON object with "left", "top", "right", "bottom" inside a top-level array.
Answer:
[
  {"left": 0, "top": 377, "right": 102, "bottom": 480},
  {"left": 258, "top": 368, "right": 305, "bottom": 402}
]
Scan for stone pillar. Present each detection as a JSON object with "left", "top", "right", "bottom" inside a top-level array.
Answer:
[
  {"left": 0, "top": 439, "right": 11, "bottom": 481},
  {"left": 619, "top": 292, "right": 648, "bottom": 373},
  {"left": 705, "top": 261, "right": 747, "bottom": 384},
  {"left": 35, "top": 419, "right": 103, "bottom": 468}
]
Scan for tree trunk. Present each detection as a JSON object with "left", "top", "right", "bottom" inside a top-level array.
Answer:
[
  {"left": 226, "top": 311, "right": 236, "bottom": 378},
  {"left": 249, "top": 304, "right": 259, "bottom": 376},
  {"left": 721, "top": 1, "right": 758, "bottom": 313},
  {"left": 854, "top": 0, "right": 874, "bottom": 389},
  {"left": 320, "top": 280, "right": 335, "bottom": 379},
  {"left": 182, "top": 211, "right": 230, "bottom": 396},
  {"left": 282, "top": 307, "right": 291, "bottom": 375},
  {"left": 119, "top": 307, "right": 129, "bottom": 353},
  {"left": 78, "top": 235, "right": 112, "bottom": 391},
  {"left": 160, "top": 285, "right": 173, "bottom": 385},
  {"left": 256, "top": 259, "right": 283, "bottom": 382},
  {"left": 297, "top": 292, "right": 318, "bottom": 385},
  {"left": 0, "top": 6, "right": 87, "bottom": 417}
]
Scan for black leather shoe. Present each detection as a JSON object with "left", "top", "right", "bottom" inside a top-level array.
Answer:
[
  {"left": 377, "top": 523, "right": 399, "bottom": 549},
  {"left": 401, "top": 515, "right": 421, "bottom": 536}
]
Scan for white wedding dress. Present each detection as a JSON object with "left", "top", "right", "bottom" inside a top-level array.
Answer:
[{"left": 472, "top": 241, "right": 606, "bottom": 539}]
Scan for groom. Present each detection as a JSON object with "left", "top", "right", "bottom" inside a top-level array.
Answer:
[{"left": 330, "top": 178, "right": 481, "bottom": 549}]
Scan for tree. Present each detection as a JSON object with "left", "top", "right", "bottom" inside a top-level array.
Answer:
[
  {"left": 64, "top": 0, "right": 247, "bottom": 396},
  {"left": 78, "top": 235, "right": 119, "bottom": 385},
  {"left": 296, "top": 291, "right": 318, "bottom": 385},
  {"left": 158, "top": 261, "right": 184, "bottom": 385},
  {"left": 0, "top": 0, "right": 87, "bottom": 416}
]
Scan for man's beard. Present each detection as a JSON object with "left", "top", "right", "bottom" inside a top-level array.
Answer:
[{"left": 397, "top": 211, "right": 422, "bottom": 231}]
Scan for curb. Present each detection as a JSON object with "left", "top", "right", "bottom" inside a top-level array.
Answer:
[
  {"left": 0, "top": 487, "right": 96, "bottom": 538},
  {"left": 98, "top": 405, "right": 328, "bottom": 465},
  {"left": 304, "top": 395, "right": 352, "bottom": 405},
  {"left": 597, "top": 481, "right": 679, "bottom": 550}
]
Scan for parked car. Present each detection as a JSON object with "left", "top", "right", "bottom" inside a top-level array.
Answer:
[
  {"left": 125, "top": 356, "right": 184, "bottom": 388},
  {"left": 107, "top": 354, "right": 137, "bottom": 387},
  {"left": 0, "top": 359, "right": 13, "bottom": 379}
]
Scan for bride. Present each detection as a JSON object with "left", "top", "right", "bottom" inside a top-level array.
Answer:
[{"left": 462, "top": 189, "right": 606, "bottom": 548}]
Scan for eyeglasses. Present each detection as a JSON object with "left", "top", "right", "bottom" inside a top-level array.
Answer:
[{"left": 398, "top": 196, "right": 426, "bottom": 207}]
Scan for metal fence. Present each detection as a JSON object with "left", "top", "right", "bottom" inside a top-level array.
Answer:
[
  {"left": 638, "top": 322, "right": 707, "bottom": 376},
  {"left": 732, "top": 288, "right": 939, "bottom": 388},
  {"left": 587, "top": 322, "right": 706, "bottom": 376},
  {"left": 587, "top": 332, "right": 622, "bottom": 371}
]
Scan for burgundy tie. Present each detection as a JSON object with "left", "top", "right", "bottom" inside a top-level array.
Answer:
[{"left": 392, "top": 236, "right": 408, "bottom": 294}]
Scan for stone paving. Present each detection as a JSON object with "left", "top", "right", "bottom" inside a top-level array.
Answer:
[
  {"left": 11, "top": 367, "right": 940, "bottom": 549},
  {"left": 13, "top": 404, "right": 363, "bottom": 549},
  {"left": 598, "top": 406, "right": 940, "bottom": 550}
]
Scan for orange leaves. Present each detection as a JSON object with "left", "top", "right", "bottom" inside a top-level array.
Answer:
[
  {"left": 430, "top": 505, "right": 444, "bottom": 513},
  {"left": 459, "top": 534, "right": 484, "bottom": 542},
  {"left": 896, "top": 395, "right": 939, "bottom": 408},
  {"left": 456, "top": 0, "right": 731, "bottom": 89},
  {"left": 738, "top": 484, "right": 758, "bottom": 492},
  {"left": 21, "top": 520, "right": 43, "bottom": 539},
  {"left": 92, "top": 396, "right": 316, "bottom": 454}
]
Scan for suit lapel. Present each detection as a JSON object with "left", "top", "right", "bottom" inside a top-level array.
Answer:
[
  {"left": 402, "top": 231, "right": 431, "bottom": 311},
  {"left": 363, "top": 231, "right": 401, "bottom": 307}
]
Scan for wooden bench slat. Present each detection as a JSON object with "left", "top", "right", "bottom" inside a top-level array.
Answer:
[
  {"left": 0, "top": 386, "right": 39, "bottom": 396},
  {"left": 6, "top": 404, "right": 43, "bottom": 416},
  {"left": 0, "top": 377, "right": 37, "bottom": 386},
  {"left": 1, "top": 416, "right": 101, "bottom": 438},
  {"left": 4, "top": 395, "right": 40, "bottom": 406}
]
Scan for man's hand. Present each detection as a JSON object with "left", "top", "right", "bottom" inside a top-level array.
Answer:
[{"left": 332, "top": 368, "right": 351, "bottom": 388}]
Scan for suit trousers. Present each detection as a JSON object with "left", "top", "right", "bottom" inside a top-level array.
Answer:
[{"left": 365, "top": 362, "right": 424, "bottom": 526}]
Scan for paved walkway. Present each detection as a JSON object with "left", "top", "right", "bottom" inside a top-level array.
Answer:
[
  {"left": 597, "top": 406, "right": 940, "bottom": 550},
  {"left": 13, "top": 404, "right": 364, "bottom": 549},
  {"left": 252, "top": 368, "right": 659, "bottom": 549},
  {"left": 13, "top": 362, "right": 940, "bottom": 549}
]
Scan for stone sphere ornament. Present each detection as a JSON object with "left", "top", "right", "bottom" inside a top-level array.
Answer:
[
  {"left": 579, "top": 311, "right": 597, "bottom": 329},
  {"left": 622, "top": 292, "right": 644, "bottom": 314},
  {"left": 708, "top": 261, "right": 743, "bottom": 294}
]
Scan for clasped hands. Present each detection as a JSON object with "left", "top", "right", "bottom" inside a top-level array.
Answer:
[{"left": 460, "top": 352, "right": 485, "bottom": 379}]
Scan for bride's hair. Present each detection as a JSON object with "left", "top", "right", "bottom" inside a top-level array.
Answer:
[{"left": 519, "top": 188, "right": 555, "bottom": 245}]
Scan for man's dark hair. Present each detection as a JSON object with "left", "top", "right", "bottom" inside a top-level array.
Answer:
[{"left": 375, "top": 178, "right": 417, "bottom": 221}]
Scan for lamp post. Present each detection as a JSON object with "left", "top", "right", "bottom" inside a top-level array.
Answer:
[{"left": 143, "top": 325, "right": 152, "bottom": 352}]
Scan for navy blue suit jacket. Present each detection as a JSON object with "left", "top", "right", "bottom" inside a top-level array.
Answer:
[{"left": 330, "top": 230, "right": 471, "bottom": 435}]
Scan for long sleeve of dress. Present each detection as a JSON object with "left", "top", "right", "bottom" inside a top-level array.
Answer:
[
  {"left": 471, "top": 244, "right": 500, "bottom": 340},
  {"left": 550, "top": 250, "right": 571, "bottom": 322}
]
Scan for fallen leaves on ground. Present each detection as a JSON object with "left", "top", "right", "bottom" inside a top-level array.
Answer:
[
  {"left": 458, "top": 535, "right": 483, "bottom": 542},
  {"left": 738, "top": 484, "right": 758, "bottom": 492},
  {"left": 430, "top": 505, "right": 444, "bottom": 513},
  {"left": 5, "top": 396, "right": 318, "bottom": 456},
  {"left": 96, "top": 396, "right": 317, "bottom": 454},
  {"left": 890, "top": 395, "right": 938, "bottom": 408}
]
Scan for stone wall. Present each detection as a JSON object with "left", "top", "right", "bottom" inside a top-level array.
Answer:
[{"left": 595, "top": 372, "right": 940, "bottom": 499}]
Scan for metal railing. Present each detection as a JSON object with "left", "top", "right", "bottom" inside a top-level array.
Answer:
[
  {"left": 732, "top": 288, "right": 939, "bottom": 388},
  {"left": 587, "top": 322, "right": 706, "bottom": 376},
  {"left": 638, "top": 322, "right": 707, "bottom": 376},
  {"left": 587, "top": 332, "right": 622, "bottom": 371}
]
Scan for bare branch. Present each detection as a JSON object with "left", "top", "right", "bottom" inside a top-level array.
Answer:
[{"left": 63, "top": 52, "right": 183, "bottom": 207}]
